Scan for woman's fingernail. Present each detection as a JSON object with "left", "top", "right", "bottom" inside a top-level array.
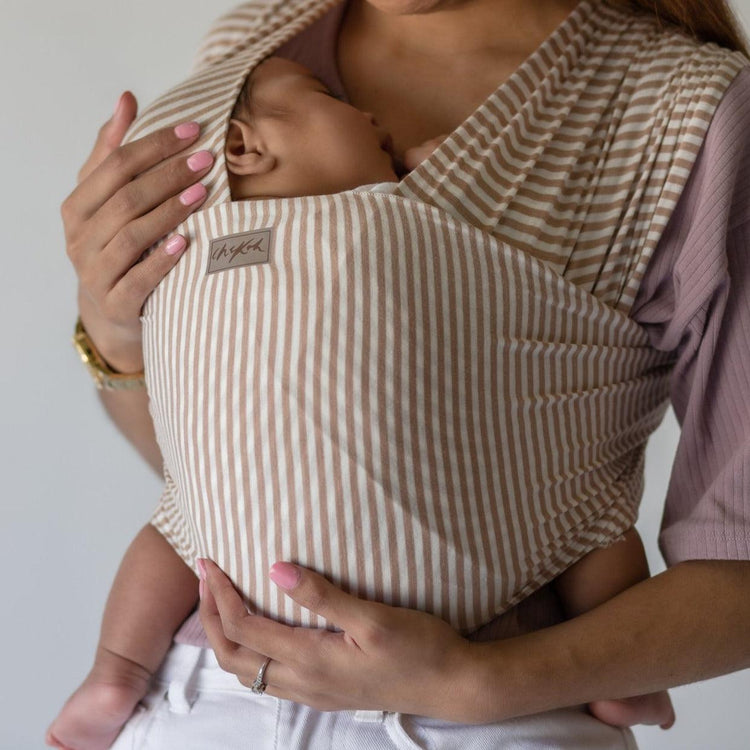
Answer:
[
  {"left": 269, "top": 562, "right": 301, "bottom": 590},
  {"left": 175, "top": 121, "right": 200, "bottom": 139},
  {"left": 164, "top": 235, "right": 186, "bottom": 256},
  {"left": 187, "top": 150, "right": 213, "bottom": 172},
  {"left": 179, "top": 183, "right": 207, "bottom": 206},
  {"left": 196, "top": 558, "right": 207, "bottom": 580},
  {"left": 199, "top": 579, "right": 204, "bottom": 600}
]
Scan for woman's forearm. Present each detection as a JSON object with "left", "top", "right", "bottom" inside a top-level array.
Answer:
[
  {"left": 469, "top": 560, "right": 750, "bottom": 723},
  {"left": 98, "top": 388, "right": 163, "bottom": 476},
  {"left": 79, "top": 288, "right": 164, "bottom": 475}
]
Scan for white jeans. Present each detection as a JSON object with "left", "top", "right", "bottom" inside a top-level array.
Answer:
[{"left": 109, "top": 643, "right": 638, "bottom": 749}]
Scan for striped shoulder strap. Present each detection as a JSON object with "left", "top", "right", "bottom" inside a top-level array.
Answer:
[
  {"left": 393, "top": 0, "right": 749, "bottom": 311},
  {"left": 127, "top": 0, "right": 747, "bottom": 315},
  {"left": 190, "top": 0, "right": 277, "bottom": 74}
]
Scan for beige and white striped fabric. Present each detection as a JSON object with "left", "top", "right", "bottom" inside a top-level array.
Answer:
[{"left": 126, "top": 0, "right": 748, "bottom": 632}]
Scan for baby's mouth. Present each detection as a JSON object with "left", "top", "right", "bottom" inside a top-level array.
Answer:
[
  {"left": 381, "top": 133, "right": 404, "bottom": 176},
  {"left": 380, "top": 133, "right": 394, "bottom": 158}
]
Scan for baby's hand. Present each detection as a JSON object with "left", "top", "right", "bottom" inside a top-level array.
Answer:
[
  {"left": 403, "top": 134, "right": 450, "bottom": 172},
  {"left": 46, "top": 649, "right": 152, "bottom": 750},
  {"left": 588, "top": 690, "right": 676, "bottom": 730}
]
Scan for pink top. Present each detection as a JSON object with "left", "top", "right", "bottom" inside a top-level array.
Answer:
[{"left": 175, "top": 4, "right": 750, "bottom": 647}]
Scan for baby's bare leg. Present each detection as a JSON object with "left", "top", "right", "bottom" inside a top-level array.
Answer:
[
  {"left": 554, "top": 528, "right": 650, "bottom": 619},
  {"left": 46, "top": 524, "right": 199, "bottom": 750},
  {"left": 553, "top": 529, "right": 676, "bottom": 730}
]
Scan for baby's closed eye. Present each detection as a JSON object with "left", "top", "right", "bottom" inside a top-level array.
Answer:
[{"left": 318, "top": 87, "right": 346, "bottom": 102}]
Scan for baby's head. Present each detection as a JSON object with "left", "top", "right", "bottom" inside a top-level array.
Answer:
[{"left": 225, "top": 56, "right": 398, "bottom": 199}]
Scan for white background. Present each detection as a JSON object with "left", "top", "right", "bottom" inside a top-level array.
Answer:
[{"left": 1, "top": 1, "right": 749, "bottom": 748}]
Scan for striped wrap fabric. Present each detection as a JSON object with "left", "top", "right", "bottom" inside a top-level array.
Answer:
[{"left": 123, "top": 0, "right": 748, "bottom": 632}]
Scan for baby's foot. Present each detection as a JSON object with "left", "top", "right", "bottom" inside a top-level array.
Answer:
[
  {"left": 588, "top": 690, "right": 676, "bottom": 730},
  {"left": 46, "top": 675, "right": 147, "bottom": 750},
  {"left": 46, "top": 653, "right": 152, "bottom": 750}
]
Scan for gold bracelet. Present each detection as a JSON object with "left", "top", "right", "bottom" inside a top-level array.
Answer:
[{"left": 72, "top": 317, "right": 146, "bottom": 391}]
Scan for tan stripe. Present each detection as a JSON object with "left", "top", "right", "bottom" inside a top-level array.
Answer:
[
  {"left": 387, "top": 197, "right": 421, "bottom": 609},
  {"left": 356, "top": 198, "right": 386, "bottom": 601},
  {"left": 456, "top": 218, "right": 483, "bottom": 626},
  {"left": 183, "top": 214, "right": 210, "bottom": 564},
  {"left": 247, "top": 203, "right": 270, "bottom": 616},
  {"left": 277, "top": 196, "right": 298, "bottom": 581},
  {"left": 309, "top": 197, "right": 334, "bottom": 620},
  {"left": 268, "top": 199, "right": 291, "bottom": 621},
  {"left": 339, "top": 196, "right": 366, "bottom": 593},
  {"left": 294, "top": 197, "right": 313, "bottom": 576},
  {"left": 443, "top": 207, "right": 473, "bottom": 626},
  {"left": 216, "top": 231, "right": 240, "bottom": 580},
  {"left": 193, "top": 213, "right": 214, "bottom": 564},
  {"left": 399, "top": 201, "right": 433, "bottom": 612},
  {"left": 326, "top": 195, "right": 348, "bottom": 605},
  {"left": 472, "top": 229, "right": 504, "bottom": 617},
  {"left": 373, "top": 196, "right": 398, "bottom": 605},
  {"left": 231, "top": 209, "right": 252, "bottom": 604}
]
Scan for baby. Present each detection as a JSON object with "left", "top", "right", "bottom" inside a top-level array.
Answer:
[{"left": 47, "top": 57, "right": 674, "bottom": 750}]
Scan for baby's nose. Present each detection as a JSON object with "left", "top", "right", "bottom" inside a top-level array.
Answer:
[{"left": 363, "top": 111, "right": 379, "bottom": 127}]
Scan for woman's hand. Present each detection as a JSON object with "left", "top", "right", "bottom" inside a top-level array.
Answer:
[
  {"left": 63, "top": 91, "right": 215, "bottom": 373},
  {"left": 199, "top": 559, "right": 681, "bottom": 728},
  {"left": 198, "top": 558, "right": 483, "bottom": 722}
]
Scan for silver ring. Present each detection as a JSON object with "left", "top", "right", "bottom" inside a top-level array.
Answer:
[{"left": 251, "top": 656, "right": 272, "bottom": 695}]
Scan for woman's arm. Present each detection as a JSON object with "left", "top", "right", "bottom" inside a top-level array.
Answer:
[
  {"left": 96, "top": 386, "right": 162, "bottom": 476},
  {"left": 198, "top": 557, "right": 750, "bottom": 724},
  {"left": 65, "top": 93, "right": 213, "bottom": 475},
  {"left": 78, "top": 269, "right": 161, "bottom": 476},
  {"left": 83, "top": 284, "right": 162, "bottom": 473},
  {"left": 472, "top": 559, "right": 750, "bottom": 722}
]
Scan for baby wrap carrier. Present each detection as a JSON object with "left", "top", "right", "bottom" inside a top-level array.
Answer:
[{"left": 125, "top": 0, "right": 748, "bottom": 632}]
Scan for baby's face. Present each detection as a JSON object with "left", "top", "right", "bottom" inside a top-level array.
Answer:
[{"left": 226, "top": 57, "right": 398, "bottom": 199}]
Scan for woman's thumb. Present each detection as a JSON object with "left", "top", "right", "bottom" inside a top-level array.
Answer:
[
  {"left": 105, "top": 91, "right": 137, "bottom": 147},
  {"left": 78, "top": 91, "right": 139, "bottom": 183}
]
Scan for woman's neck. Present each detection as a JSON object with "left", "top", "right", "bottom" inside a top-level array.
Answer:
[{"left": 348, "top": 0, "right": 581, "bottom": 58}]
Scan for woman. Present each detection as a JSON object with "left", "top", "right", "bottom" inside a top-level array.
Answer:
[{"left": 62, "top": 0, "right": 750, "bottom": 746}]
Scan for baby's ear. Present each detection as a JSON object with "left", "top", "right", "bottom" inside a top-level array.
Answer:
[{"left": 225, "top": 118, "right": 276, "bottom": 176}]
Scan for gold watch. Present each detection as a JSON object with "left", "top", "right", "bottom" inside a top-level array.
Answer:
[{"left": 72, "top": 317, "right": 146, "bottom": 391}]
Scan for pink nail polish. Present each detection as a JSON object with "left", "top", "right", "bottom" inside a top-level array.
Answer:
[
  {"left": 187, "top": 150, "right": 213, "bottom": 172},
  {"left": 179, "top": 183, "right": 207, "bottom": 206},
  {"left": 269, "top": 562, "right": 300, "bottom": 589},
  {"left": 164, "top": 235, "right": 186, "bottom": 256},
  {"left": 196, "top": 558, "right": 207, "bottom": 580},
  {"left": 199, "top": 579, "right": 204, "bottom": 600},
  {"left": 175, "top": 121, "right": 200, "bottom": 139}
]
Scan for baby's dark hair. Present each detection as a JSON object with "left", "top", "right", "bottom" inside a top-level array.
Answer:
[
  {"left": 230, "top": 66, "right": 259, "bottom": 122},
  {"left": 230, "top": 56, "right": 293, "bottom": 124}
]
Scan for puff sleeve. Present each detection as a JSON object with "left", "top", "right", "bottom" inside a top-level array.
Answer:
[{"left": 631, "top": 65, "right": 750, "bottom": 565}]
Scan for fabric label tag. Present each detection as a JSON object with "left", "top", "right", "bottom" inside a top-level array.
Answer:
[{"left": 206, "top": 228, "right": 273, "bottom": 274}]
